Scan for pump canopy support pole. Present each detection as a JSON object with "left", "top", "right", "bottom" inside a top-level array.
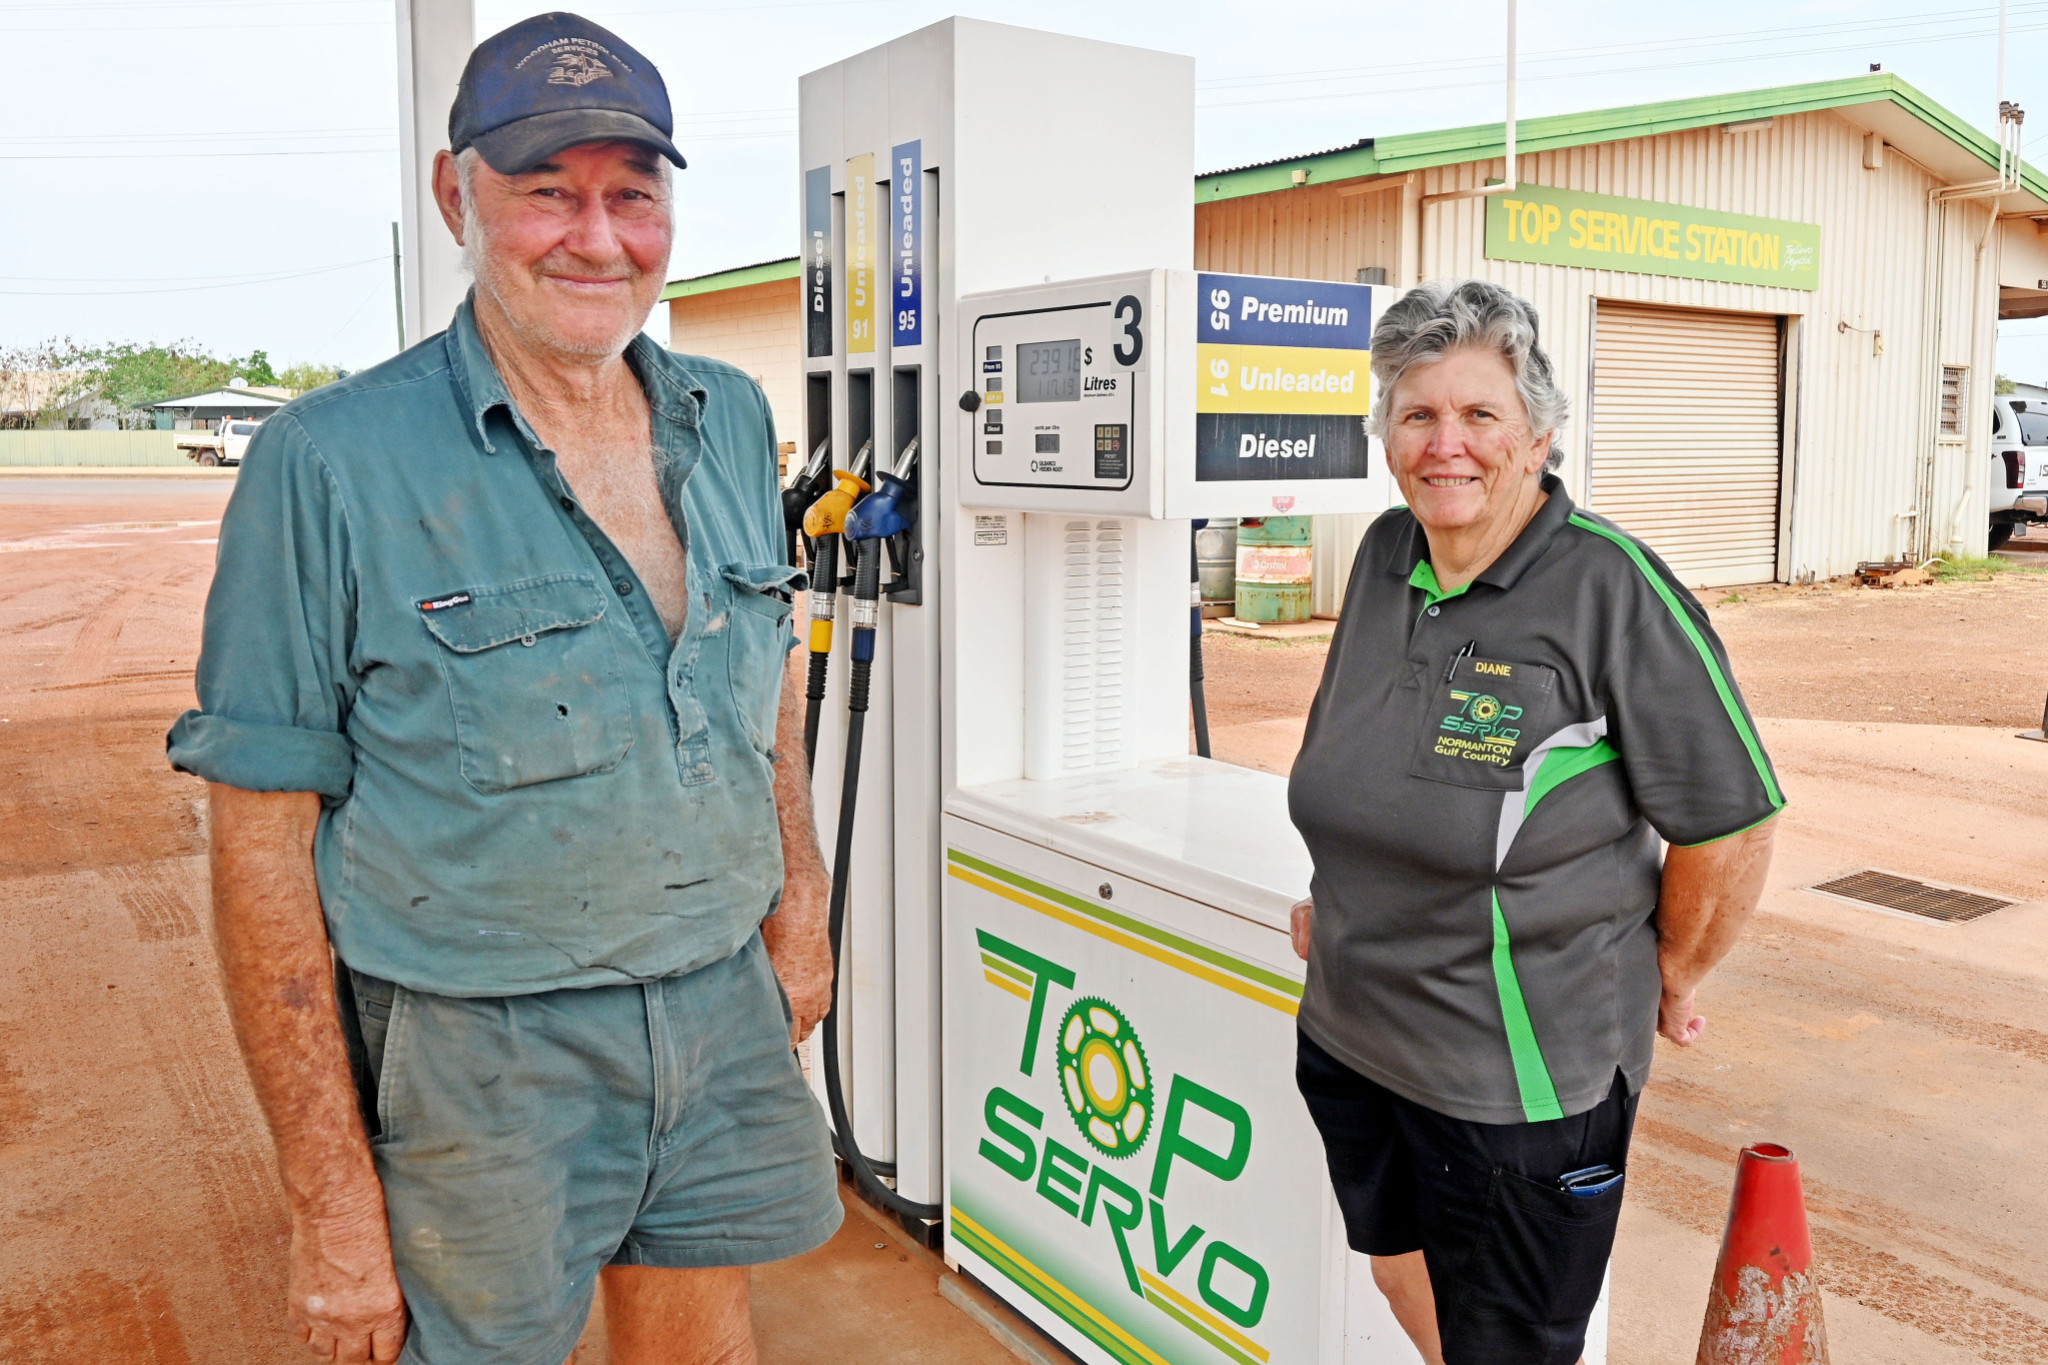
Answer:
[{"left": 395, "top": 0, "right": 473, "bottom": 346}]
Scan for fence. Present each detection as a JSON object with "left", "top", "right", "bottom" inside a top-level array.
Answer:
[{"left": 0, "top": 431, "right": 195, "bottom": 467}]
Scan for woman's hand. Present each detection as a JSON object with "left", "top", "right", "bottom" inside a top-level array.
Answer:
[
  {"left": 1658, "top": 984, "right": 1707, "bottom": 1047},
  {"left": 1289, "top": 897, "right": 1313, "bottom": 961}
]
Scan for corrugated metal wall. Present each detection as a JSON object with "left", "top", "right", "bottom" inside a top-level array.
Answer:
[{"left": 1198, "top": 107, "right": 1999, "bottom": 600}]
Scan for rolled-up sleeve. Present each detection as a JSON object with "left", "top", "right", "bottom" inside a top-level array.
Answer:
[
  {"left": 1604, "top": 578, "right": 1784, "bottom": 847},
  {"left": 166, "top": 414, "right": 358, "bottom": 799}
]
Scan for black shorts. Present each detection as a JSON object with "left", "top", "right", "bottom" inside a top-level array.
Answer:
[{"left": 1296, "top": 1029, "right": 1638, "bottom": 1365}]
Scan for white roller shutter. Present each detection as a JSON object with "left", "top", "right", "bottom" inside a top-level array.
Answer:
[{"left": 1589, "top": 303, "right": 1783, "bottom": 588}]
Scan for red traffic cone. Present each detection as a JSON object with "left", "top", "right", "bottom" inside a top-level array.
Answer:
[{"left": 1696, "top": 1142, "right": 1829, "bottom": 1365}]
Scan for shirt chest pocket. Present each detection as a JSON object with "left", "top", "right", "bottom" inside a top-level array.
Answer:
[
  {"left": 720, "top": 562, "right": 804, "bottom": 755},
  {"left": 1410, "top": 656, "right": 1557, "bottom": 791},
  {"left": 418, "top": 574, "right": 635, "bottom": 794}
]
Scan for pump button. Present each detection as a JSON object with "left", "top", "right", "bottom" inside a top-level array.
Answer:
[{"left": 958, "top": 390, "right": 982, "bottom": 413}]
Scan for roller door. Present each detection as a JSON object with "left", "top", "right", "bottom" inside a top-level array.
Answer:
[{"left": 1588, "top": 303, "right": 1783, "bottom": 588}]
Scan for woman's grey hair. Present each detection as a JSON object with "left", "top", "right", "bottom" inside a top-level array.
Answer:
[{"left": 1369, "top": 279, "right": 1570, "bottom": 471}]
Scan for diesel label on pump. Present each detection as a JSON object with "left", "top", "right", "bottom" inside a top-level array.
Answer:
[{"left": 1195, "top": 272, "right": 1375, "bottom": 483}]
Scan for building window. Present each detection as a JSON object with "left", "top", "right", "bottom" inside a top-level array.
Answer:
[{"left": 1940, "top": 366, "right": 1968, "bottom": 438}]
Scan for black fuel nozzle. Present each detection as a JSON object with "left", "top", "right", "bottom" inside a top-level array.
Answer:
[{"left": 782, "top": 437, "right": 833, "bottom": 569}]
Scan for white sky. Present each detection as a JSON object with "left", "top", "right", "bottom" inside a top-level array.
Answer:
[{"left": 7, "top": 0, "right": 2048, "bottom": 376}]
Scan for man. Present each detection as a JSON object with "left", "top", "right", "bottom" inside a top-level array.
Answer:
[{"left": 167, "top": 15, "right": 841, "bottom": 1364}]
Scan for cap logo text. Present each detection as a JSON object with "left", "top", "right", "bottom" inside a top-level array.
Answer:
[{"left": 515, "top": 36, "right": 630, "bottom": 85}]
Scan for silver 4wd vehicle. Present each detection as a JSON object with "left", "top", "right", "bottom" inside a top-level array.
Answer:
[
  {"left": 176, "top": 418, "right": 265, "bottom": 468},
  {"left": 1990, "top": 396, "right": 2048, "bottom": 550}
]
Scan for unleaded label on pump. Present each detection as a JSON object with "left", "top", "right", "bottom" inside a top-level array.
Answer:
[{"left": 974, "top": 515, "right": 1009, "bottom": 547}]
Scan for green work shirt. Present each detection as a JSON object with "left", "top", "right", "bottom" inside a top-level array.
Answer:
[
  {"left": 1288, "top": 476, "right": 1782, "bottom": 1124},
  {"left": 167, "top": 297, "right": 801, "bottom": 997}
]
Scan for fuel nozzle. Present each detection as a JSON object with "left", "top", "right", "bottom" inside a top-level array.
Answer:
[
  {"left": 781, "top": 437, "right": 833, "bottom": 568},
  {"left": 801, "top": 440, "right": 873, "bottom": 540},
  {"left": 844, "top": 437, "right": 919, "bottom": 598},
  {"left": 796, "top": 440, "right": 872, "bottom": 771}
]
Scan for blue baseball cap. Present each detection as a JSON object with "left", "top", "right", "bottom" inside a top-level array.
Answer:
[{"left": 449, "top": 12, "right": 686, "bottom": 176}]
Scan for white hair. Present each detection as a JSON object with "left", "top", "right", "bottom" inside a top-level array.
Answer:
[{"left": 1369, "top": 279, "right": 1570, "bottom": 472}]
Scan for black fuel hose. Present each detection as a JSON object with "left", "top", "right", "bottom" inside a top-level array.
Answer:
[
  {"left": 819, "top": 538, "right": 939, "bottom": 1224},
  {"left": 801, "top": 535, "right": 838, "bottom": 773}
]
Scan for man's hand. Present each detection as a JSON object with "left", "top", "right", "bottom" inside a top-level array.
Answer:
[
  {"left": 208, "top": 784, "right": 407, "bottom": 1363},
  {"left": 1654, "top": 818, "right": 1777, "bottom": 1049},
  {"left": 1289, "top": 897, "right": 1313, "bottom": 961},
  {"left": 766, "top": 643, "right": 836, "bottom": 1046},
  {"left": 289, "top": 1203, "right": 408, "bottom": 1364},
  {"left": 763, "top": 884, "right": 834, "bottom": 1047}
]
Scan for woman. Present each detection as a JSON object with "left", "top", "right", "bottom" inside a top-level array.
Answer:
[{"left": 1287, "top": 279, "right": 1780, "bottom": 1365}]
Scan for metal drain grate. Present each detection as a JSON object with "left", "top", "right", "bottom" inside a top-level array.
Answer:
[{"left": 1810, "top": 870, "right": 2011, "bottom": 923}]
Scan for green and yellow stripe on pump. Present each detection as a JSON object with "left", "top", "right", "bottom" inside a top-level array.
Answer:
[
  {"left": 949, "top": 1204, "right": 1170, "bottom": 1365},
  {"left": 947, "top": 850, "right": 1303, "bottom": 1015}
]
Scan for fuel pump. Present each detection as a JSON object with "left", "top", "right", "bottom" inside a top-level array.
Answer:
[
  {"left": 797, "top": 442, "right": 872, "bottom": 771},
  {"left": 796, "top": 21, "right": 1458, "bottom": 1364}
]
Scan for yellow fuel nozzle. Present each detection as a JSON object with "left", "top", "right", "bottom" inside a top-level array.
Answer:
[{"left": 801, "top": 440, "right": 873, "bottom": 539}]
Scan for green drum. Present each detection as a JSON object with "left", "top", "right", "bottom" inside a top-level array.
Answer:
[{"left": 1234, "top": 516, "right": 1313, "bottom": 623}]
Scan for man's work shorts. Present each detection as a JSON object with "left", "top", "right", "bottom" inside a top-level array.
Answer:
[
  {"left": 340, "top": 931, "right": 842, "bottom": 1365},
  {"left": 1296, "top": 1029, "right": 1637, "bottom": 1365}
]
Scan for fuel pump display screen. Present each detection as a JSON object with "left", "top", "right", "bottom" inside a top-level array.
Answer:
[
  {"left": 965, "top": 276, "right": 1157, "bottom": 503},
  {"left": 1015, "top": 339, "right": 1081, "bottom": 402}
]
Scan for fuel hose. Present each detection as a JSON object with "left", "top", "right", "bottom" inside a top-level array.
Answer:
[{"left": 819, "top": 533, "right": 939, "bottom": 1224}]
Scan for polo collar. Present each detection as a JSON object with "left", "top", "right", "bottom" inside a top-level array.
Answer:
[
  {"left": 442, "top": 292, "right": 709, "bottom": 458},
  {"left": 1384, "top": 472, "right": 1577, "bottom": 594}
]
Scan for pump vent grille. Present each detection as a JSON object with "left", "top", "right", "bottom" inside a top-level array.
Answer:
[
  {"left": 1059, "top": 519, "right": 1127, "bottom": 772},
  {"left": 1809, "top": 870, "right": 2010, "bottom": 923}
]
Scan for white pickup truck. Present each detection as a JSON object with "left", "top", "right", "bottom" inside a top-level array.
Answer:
[{"left": 176, "top": 418, "right": 265, "bottom": 467}]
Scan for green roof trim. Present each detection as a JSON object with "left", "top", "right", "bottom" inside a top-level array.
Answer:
[
  {"left": 660, "top": 256, "right": 801, "bottom": 302},
  {"left": 1196, "top": 73, "right": 2047, "bottom": 207}
]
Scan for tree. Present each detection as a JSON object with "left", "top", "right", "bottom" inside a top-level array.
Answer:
[
  {"left": 278, "top": 361, "right": 340, "bottom": 396},
  {"left": 79, "top": 342, "right": 234, "bottom": 411},
  {"left": 0, "top": 339, "right": 98, "bottom": 429},
  {"left": 1997, "top": 374, "right": 2017, "bottom": 395},
  {"left": 236, "top": 349, "right": 279, "bottom": 387}
]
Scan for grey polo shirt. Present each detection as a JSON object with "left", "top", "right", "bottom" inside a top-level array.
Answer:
[
  {"left": 1288, "top": 476, "right": 1782, "bottom": 1124},
  {"left": 167, "top": 297, "right": 801, "bottom": 998}
]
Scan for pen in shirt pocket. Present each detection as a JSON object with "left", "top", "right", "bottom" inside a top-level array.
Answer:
[{"left": 1445, "top": 640, "right": 1477, "bottom": 683}]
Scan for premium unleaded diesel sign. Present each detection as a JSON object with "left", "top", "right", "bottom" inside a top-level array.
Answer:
[{"left": 1195, "top": 272, "right": 1375, "bottom": 483}]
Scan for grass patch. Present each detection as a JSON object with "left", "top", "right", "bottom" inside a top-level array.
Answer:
[
  {"left": 1719, "top": 591, "right": 1746, "bottom": 605},
  {"left": 1924, "top": 553, "right": 2048, "bottom": 583}
]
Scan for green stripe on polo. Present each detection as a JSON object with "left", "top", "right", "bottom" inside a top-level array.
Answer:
[
  {"left": 1567, "top": 513, "right": 1784, "bottom": 809},
  {"left": 1491, "top": 889, "right": 1564, "bottom": 1122}
]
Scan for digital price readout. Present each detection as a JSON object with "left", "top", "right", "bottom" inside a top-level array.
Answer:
[{"left": 1016, "top": 339, "right": 1082, "bottom": 403}]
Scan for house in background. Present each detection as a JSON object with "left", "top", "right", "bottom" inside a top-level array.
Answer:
[
  {"left": 150, "top": 387, "right": 290, "bottom": 431},
  {"left": 0, "top": 371, "right": 130, "bottom": 430}
]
